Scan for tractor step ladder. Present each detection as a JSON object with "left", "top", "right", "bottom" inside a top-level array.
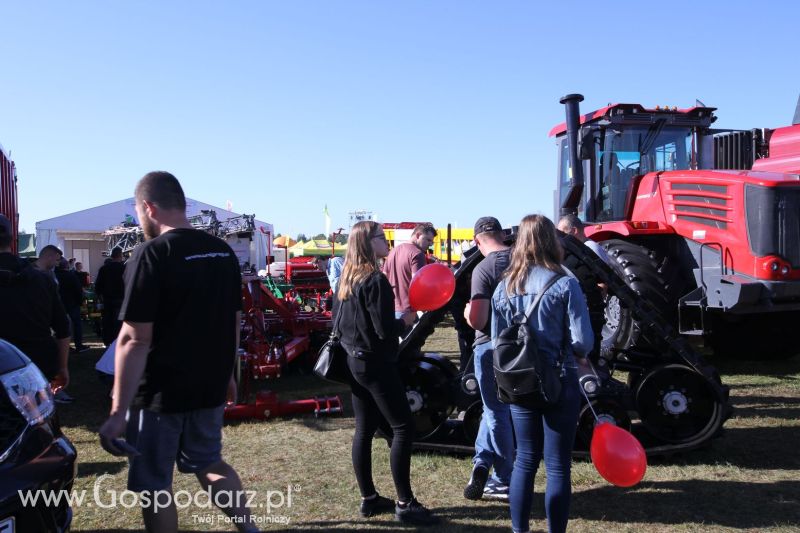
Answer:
[
  {"left": 679, "top": 286, "right": 707, "bottom": 335},
  {"left": 679, "top": 241, "right": 724, "bottom": 335}
]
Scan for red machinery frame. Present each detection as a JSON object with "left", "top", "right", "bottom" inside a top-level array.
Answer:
[{"left": 224, "top": 275, "right": 341, "bottom": 421}]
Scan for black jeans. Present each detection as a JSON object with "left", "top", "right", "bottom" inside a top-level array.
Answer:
[
  {"left": 66, "top": 306, "right": 83, "bottom": 349},
  {"left": 101, "top": 299, "right": 122, "bottom": 346},
  {"left": 348, "top": 355, "right": 415, "bottom": 502}
]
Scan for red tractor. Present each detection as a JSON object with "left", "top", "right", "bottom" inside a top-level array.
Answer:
[
  {"left": 0, "top": 144, "right": 18, "bottom": 253},
  {"left": 554, "top": 93, "right": 800, "bottom": 360}
]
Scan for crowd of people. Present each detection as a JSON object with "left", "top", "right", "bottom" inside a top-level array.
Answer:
[
  {"left": 0, "top": 225, "right": 102, "bottom": 404},
  {"left": 1, "top": 168, "right": 609, "bottom": 532},
  {"left": 331, "top": 215, "right": 599, "bottom": 533},
  {"left": 0, "top": 213, "right": 133, "bottom": 403}
]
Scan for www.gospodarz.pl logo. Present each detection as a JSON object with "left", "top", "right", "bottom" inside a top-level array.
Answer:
[{"left": 18, "top": 474, "right": 296, "bottom": 524}]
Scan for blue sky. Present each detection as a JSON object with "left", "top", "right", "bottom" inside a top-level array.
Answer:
[{"left": 2, "top": 1, "right": 799, "bottom": 238}]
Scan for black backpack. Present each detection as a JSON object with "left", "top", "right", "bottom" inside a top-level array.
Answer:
[{"left": 493, "top": 274, "right": 564, "bottom": 408}]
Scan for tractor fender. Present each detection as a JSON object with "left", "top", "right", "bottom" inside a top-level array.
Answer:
[{"left": 585, "top": 222, "right": 675, "bottom": 243}]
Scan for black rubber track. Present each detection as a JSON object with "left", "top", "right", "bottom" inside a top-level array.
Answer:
[{"left": 602, "top": 239, "right": 674, "bottom": 358}]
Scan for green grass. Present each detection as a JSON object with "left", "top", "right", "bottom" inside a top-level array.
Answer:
[{"left": 58, "top": 326, "right": 800, "bottom": 532}]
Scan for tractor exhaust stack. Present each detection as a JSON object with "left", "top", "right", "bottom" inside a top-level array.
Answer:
[{"left": 560, "top": 93, "right": 585, "bottom": 215}]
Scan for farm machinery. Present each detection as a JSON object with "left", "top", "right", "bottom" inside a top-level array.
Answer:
[
  {"left": 389, "top": 92, "right": 800, "bottom": 454},
  {"left": 554, "top": 93, "right": 800, "bottom": 361},
  {"left": 395, "top": 229, "right": 731, "bottom": 455},
  {"left": 224, "top": 274, "right": 342, "bottom": 420}
]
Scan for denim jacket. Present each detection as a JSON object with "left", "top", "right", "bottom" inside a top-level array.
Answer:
[{"left": 491, "top": 266, "right": 593, "bottom": 369}]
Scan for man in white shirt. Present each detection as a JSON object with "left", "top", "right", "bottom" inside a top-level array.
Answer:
[{"left": 557, "top": 215, "right": 611, "bottom": 265}]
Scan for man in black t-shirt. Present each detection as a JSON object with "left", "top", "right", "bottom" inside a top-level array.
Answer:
[
  {"left": 0, "top": 215, "right": 71, "bottom": 390},
  {"left": 98, "top": 172, "right": 257, "bottom": 533},
  {"left": 94, "top": 246, "right": 126, "bottom": 346},
  {"left": 462, "top": 216, "right": 514, "bottom": 502}
]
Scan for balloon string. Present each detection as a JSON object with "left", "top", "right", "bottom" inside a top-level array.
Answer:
[{"left": 578, "top": 358, "right": 601, "bottom": 423}]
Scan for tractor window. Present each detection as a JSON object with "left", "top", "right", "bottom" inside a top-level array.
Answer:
[
  {"left": 593, "top": 125, "right": 694, "bottom": 221},
  {"left": 655, "top": 142, "right": 677, "bottom": 171}
]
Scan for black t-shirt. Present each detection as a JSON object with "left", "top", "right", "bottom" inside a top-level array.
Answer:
[
  {"left": 0, "top": 252, "right": 70, "bottom": 379},
  {"left": 470, "top": 248, "right": 510, "bottom": 346},
  {"left": 55, "top": 269, "right": 83, "bottom": 310},
  {"left": 95, "top": 261, "right": 126, "bottom": 301},
  {"left": 120, "top": 229, "right": 242, "bottom": 413}
]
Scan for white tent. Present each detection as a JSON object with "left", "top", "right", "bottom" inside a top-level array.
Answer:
[{"left": 35, "top": 197, "right": 273, "bottom": 279}]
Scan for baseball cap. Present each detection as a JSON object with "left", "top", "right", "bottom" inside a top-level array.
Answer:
[
  {"left": 474, "top": 216, "right": 502, "bottom": 236},
  {"left": 0, "top": 214, "right": 12, "bottom": 236}
]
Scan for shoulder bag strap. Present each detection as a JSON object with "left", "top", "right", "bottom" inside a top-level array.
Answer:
[{"left": 331, "top": 299, "right": 344, "bottom": 339}]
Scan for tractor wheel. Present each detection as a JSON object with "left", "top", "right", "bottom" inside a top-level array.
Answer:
[
  {"left": 376, "top": 356, "right": 457, "bottom": 444},
  {"left": 601, "top": 239, "right": 683, "bottom": 358},
  {"left": 635, "top": 364, "right": 721, "bottom": 444},
  {"left": 709, "top": 312, "right": 800, "bottom": 360},
  {"left": 576, "top": 398, "right": 632, "bottom": 449}
]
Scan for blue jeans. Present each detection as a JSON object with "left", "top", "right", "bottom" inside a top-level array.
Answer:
[
  {"left": 472, "top": 341, "right": 514, "bottom": 485},
  {"left": 509, "top": 368, "right": 580, "bottom": 533}
]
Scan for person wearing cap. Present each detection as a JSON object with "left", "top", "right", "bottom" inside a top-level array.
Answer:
[
  {"left": 0, "top": 215, "right": 71, "bottom": 392},
  {"left": 383, "top": 223, "right": 436, "bottom": 322},
  {"left": 462, "top": 216, "right": 514, "bottom": 502}
]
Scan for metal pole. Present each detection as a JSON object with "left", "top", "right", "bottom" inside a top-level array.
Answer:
[{"left": 447, "top": 223, "right": 452, "bottom": 265}]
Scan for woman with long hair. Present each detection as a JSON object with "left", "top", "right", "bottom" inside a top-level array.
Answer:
[
  {"left": 335, "top": 220, "right": 438, "bottom": 526},
  {"left": 491, "top": 214, "right": 593, "bottom": 533}
]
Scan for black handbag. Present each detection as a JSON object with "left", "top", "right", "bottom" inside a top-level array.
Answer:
[
  {"left": 493, "top": 274, "right": 564, "bottom": 408},
  {"left": 314, "top": 305, "right": 352, "bottom": 384}
]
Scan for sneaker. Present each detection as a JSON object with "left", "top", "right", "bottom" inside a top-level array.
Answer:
[
  {"left": 483, "top": 478, "right": 510, "bottom": 501},
  {"left": 463, "top": 464, "right": 489, "bottom": 500},
  {"left": 360, "top": 494, "right": 395, "bottom": 517},
  {"left": 54, "top": 390, "right": 75, "bottom": 404},
  {"left": 395, "top": 498, "right": 438, "bottom": 526}
]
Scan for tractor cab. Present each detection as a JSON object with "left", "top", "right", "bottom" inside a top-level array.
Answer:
[{"left": 552, "top": 101, "right": 721, "bottom": 222}]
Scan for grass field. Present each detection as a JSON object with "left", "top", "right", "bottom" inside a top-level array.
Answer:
[{"left": 58, "top": 324, "right": 800, "bottom": 532}]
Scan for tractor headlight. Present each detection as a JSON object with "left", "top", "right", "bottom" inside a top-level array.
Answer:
[
  {"left": 0, "top": 363, "right": 55, "bottom": 425},
  {"left": 771, "top": 261, "right": 780, "bottom": 272},
  {"left": 781, "top": 265, "right": 790, "bottom": 275}
]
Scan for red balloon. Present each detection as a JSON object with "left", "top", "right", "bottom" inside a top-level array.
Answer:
[
  {"left": 408, "top": 263, "right": 456, "bottom": 311},
  {"left": 590, "top": 422, "right": 647, "bottom": 487}
]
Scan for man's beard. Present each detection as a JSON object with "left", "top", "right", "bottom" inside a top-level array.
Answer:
[{"left": 141, "top": 216, "right": 159, "bottom": 240}]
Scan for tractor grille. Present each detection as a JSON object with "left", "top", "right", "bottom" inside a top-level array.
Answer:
[
  {"left": 746, "top": 185, "right": 800, "bottom": 267},
  {"left": 671, "top": 183, "right": 730, "bottom": 229},
  {"left": 0, "top": 390, "right": 27, "bottom": 461},
  {"left": 713, "top": 130, "right": 754, "bottom": 170}
]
